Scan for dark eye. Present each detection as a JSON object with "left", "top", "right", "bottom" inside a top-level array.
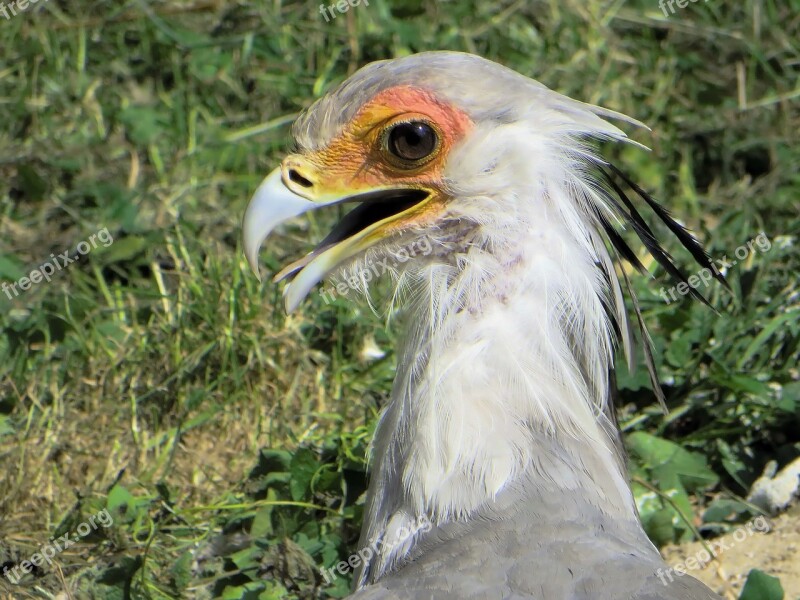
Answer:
[{"left": 386, "top": 121, "right": 438, "bottom": 163}]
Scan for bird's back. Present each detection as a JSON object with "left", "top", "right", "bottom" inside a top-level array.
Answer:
[
  {"left": 350, "top": 495, "right": 721, "bottom": 599},
  {"left": 350, "top": 440, "right": 722, "bottom": 600}
]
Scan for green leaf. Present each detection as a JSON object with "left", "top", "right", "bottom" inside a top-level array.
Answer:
[
  {"left": 323, "top": 573, "right": 353, "bottom": 598},
  {"left": 0, "top": 414, "right": 15, "bottom": 438},
  {"left": 0, "top": 253, "right": 26, "bottom": 281},
  {"left": 779, "top": 382, "right": 800, "bottom": 413},
  {"left": 616, "top": 363, "right": 653, "bottom": 392},
  {"left": 15, "top": 164, "right": 49, "bottom": 201},
  {"left": 119, "top": 105, "right": 169, "bottom": 146},
  {"left": 665, "top": 330, "right": 693, "bottom": 367},
  {"left": 629, "top": 432, "right": 719, "bottom": 542},
  {"left": 92, "top": 320, "right": 128, "bottom": 344},
  {"left": 738, "top": 312, "right": 798, "bottom": 368},
  {"left": 641, "top": 507, "right": 676, "bottom": 547},
  {"left": 97, "top": 555, "right": 143, "bottom": 586},
  {"left": 230, "top": 545, "right": 263, "bottom": 572},
  {"left": 739, "top": 569, "right": 784, "bottom": 600},
  {"left": 716, "top": 438, "right": 749, "bottom": 489},
  {"left": 251, "top": 506, "right": 273, "bottom": 539},
  {"left": 107, "top": 484, "right": 138, "bottom": 521},
  {"left": 711, "top": 372, "right": 771, "bottom": 396},
  {"left": 289, "top": 447, "right": 321, "bottom": 501},
  {"left": 99, "top": 235, "right": 149, "bottom": 265},
  {"left": 189, "top": 47, "right": 234, "bottom": 81},
  {"left": 221, "top": 581, "right": 266, "bottom": 600},
  {"left": 95, "top": 582, "right": 126, "bottom": 600},
  {"left": 170, "top": 551, "right": 193, "bottom": 593},
  {"left": 783, "top": 381, "right": 800, "bottom": 401},
  {"left": 319, "top": 532, "right": 343, "bottom": 567},
  {"left": 251, "top": 449, "right": 292, "bottom": 476},
  {"left": 258, "top": 581, "right": 291, "bottom": 600},
  {"left": 702, "top": 498, "right": 750, "bottom": 524},
  {"left": 628, "top": 432, "right": 719, "bottom": 493}
]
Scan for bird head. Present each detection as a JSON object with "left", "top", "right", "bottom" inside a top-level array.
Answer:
[
  {"left": 243, "top": 52, "right": 714, "bottom": 316},
  {"left": 243, "top": 77, "right": 473, "bottom": 311}
]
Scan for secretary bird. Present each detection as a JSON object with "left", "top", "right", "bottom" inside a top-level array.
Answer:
[{"left": 243, "top": 52, "right": 725, "bottom": 599}]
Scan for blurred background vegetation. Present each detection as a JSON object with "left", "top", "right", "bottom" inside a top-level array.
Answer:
[{"left": 0, "top": 0, "right": 798, "bottom": 599}]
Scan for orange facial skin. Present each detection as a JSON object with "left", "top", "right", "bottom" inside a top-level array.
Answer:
[{"left": 281, "top": 85, "right": 474, "bottom": 234}]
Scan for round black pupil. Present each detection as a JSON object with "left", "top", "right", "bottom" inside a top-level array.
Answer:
[{"left": 389, "top": 123, "right": 435, "bottom": 161}]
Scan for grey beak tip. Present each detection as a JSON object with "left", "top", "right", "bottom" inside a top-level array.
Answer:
[
  {"left": 243, "top": 248, "right": 263, "bottom": 281},
  {"left": 241, "top": 166, "right": 318, "bottom": 292}
]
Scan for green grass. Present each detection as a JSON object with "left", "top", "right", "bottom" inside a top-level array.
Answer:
[{"left": 0, "top": 0, "right": 797, "bottom": 598}]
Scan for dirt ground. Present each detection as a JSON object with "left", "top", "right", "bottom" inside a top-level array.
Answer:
[{"left": 662, "top": 507, "right": 800, "bottom": 600}]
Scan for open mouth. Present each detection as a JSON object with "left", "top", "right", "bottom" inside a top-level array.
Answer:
[
  {"left": 242, "top": 167, "right": 436, "bottom": 311},
  {"left": 273, "top": 188, "right": 430, "bottom": 282}
]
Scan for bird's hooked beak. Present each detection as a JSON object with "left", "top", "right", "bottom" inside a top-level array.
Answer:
[
  {"left": 242, "top": 168, "right": 316, "bottom": 281},
  {"left": 242, "top": 161, "right": 432, "bottom": 312}
]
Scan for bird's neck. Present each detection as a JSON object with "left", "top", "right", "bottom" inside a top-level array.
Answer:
[{"left": 355, "top": 205, "right": 640, "bottom": 585}]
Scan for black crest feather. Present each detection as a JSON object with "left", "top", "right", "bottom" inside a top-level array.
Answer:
[{"left": 596, "top": 164, "right": 728, "bottom": 411}]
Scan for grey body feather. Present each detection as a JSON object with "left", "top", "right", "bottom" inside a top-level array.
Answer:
[{"left": 350, "top": 475, "right": 719, "bottom": 600}]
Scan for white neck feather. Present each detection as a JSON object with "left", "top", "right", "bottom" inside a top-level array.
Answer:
[{"left": 353, "top": 121, "right": 642, "bottom": 586}]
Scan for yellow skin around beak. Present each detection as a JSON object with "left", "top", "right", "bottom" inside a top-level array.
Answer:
[{"left": 242, "top": 162, "right": 435, "bottom": 312}]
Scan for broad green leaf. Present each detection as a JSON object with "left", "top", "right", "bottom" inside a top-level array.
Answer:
[
  {"left": 97, "top": 555, "right": 143, "bottom": 586},
  {"left": 739, "top": 569, "right": 784, "bottom": 600},
  {"left": 251, "top": 506, "right": 273, "bottom": 539},
  {"left": 170, "top": 551, "right": 193, "bottom": 593},
  {"left": 0, "top": 254, "right": 26, "bottom": 281},
  {"left": 230, "top": 545, "right": 263, "bottom": 572},
  {"left": 107, "top": 485, "right": 138, "bottom": 520},
  {"left": 702, "top": 498, "right": 750, "bottom": 524},
  {"left": 628, "top": 432, "right": 719, "bottom": 492},
  {"left": 629, "top": 432, "right": 719, "bottom": 542},
  {"left": 289, "top": 447, "right": 321, "bottom": 501},
  {"left": 258, "top": 581, "right": 291, "bottom": 600},
  {"left": 641, "top": 507, "right": 676, "bottom": 547},
  {"left": 221, "top": 581, "right": 266, "bottom": 600}
]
